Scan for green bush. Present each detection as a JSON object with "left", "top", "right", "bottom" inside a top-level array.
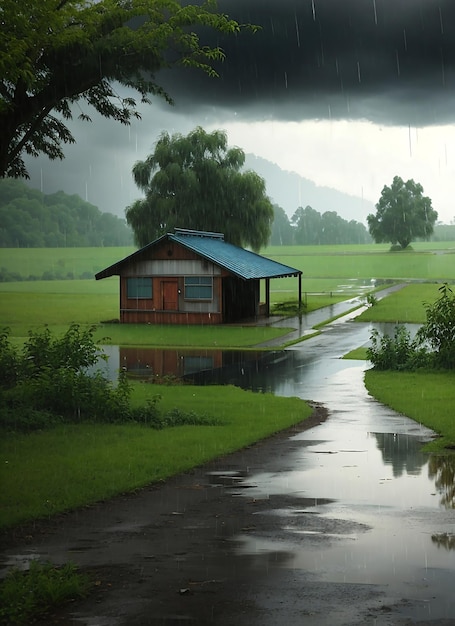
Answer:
[
  {"left": 0, "top": 327, "right": 19, "bottom": 388},
  {"left": 0, "top": 405, "right": 60, "bottom": 432},
  {"left": 0, "top": 325, "right": 131, "bottom": 431},
  {"left": 22, "top": 324, "right": 103, "bottom": 376},
  {"left": 367, "top": 325, "right": 428, "bottom": 370},
  {"left": 0, "top": 326, "right": 221, "bottom": 432},
  {"left": 367, "top": 284, "right": 455, "bottom": 371},
  {"left": 417, "top": 283, "right": 455, "bottom": 369}
]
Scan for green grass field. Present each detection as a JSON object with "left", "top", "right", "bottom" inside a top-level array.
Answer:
[
  {"left": 357, "top": 283, "right": 443, "bottom": 323},
  {"left": 0, "top": 247, "right": 134, "bottom": 280},
  {"left": 364, "top": 370, "right": 455, "bottom": 452},
  {"left": 2, "top": 242, "right": 455, "bottom": 283},
  {"left": 0, "top": 384, "right": 313, "bottom": 528}
]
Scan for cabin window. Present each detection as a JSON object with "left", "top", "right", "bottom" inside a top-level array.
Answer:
[
  {"left": 184, "top": 276, "right": 213, "bottom": 300},
  {"left": 127, "top": 277, "right": 152, "bottom": 299}
]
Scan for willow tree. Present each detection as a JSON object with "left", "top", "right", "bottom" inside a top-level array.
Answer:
[
  {"left": 0, "top": 0, "right": 245, "bottom": 179},
  {"left": 367, "top": 176, "right": 438, "bottom": 249},
  {"left": 126, "top": 127, "right": 274, "bottom": 251}
]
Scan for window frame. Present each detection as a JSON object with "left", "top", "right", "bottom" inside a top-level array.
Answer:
[
  {"left": 184, "top": 276, "right": 213, "bottom": 301},
  {"left": 126, "top": 277, "right": 153, "bottom": 299}
]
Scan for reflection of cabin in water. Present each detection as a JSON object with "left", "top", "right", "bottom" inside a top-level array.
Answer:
[
  {"left": 95, "top": 228, "right": 302, "bottom": 325},
  {"left": 119, "top": 347, "right": 271, "bottom": 381},
  {"left": 119, "top": 347, "right": 224, "bottom": 378}
]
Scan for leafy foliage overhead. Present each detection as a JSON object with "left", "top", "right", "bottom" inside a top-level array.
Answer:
[
  {"left": 0, "top": 178, "right": 133, "bottom": 248},
  {"left": 367, "top": 176, "right": 438, "bottom": 249},
  {"left": 126, "top": 126, "right": 274, "bottom": 251},
  {"left": 0, "top": 0, "right": 245, "bottom": 178}
]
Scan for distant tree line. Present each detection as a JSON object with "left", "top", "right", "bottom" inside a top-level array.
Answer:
[
  {"left": 0, "top": 179, "right": 133, "bottom": 248},
  {"left": 271, "top": 204, "right": 372, "bottom": 245},
  {"left": 432, "top": 223, "right": 455, "bottom": 241}
]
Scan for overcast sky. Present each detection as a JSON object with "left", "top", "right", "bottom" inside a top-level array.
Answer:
[{"left": 26, "top": 0, "right": 455, "bottom": 224}]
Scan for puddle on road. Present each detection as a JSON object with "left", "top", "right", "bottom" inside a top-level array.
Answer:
[
  {"left": 96, "top": 316, "right": 454, "bottom": 620},
  {"left": 226, "top": 357, "right": 455, "bottom": 620}
]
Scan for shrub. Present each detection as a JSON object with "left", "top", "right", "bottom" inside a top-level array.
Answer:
[
  {"left": 22, "top": 323, "right": 104, "bottom": 376},
  {"left": 0, "top": 326, "right": 131, "bottom": 431},
  {"left": 367, "top": 284, "right": 455, "bottom": 371},
  {"left": 416, "top": 283, "right": 455, "bottom": 369},
  {"left": 0, "top": 404, "right": 60, "bottom": 432},
  {"left": 366, "top": 325, "right": 428, "bottom": 370},
  {"left": 365, "top": 293, "right": 378, "bottom": 307},
  {"left": 0, "top": 327, "right": 20, "bottom": 388},
  {"left": 0, "top": 327, "right": 220, "bottom": 432}
]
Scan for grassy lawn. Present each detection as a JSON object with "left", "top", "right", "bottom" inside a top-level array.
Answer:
[
  {"left": 364, "top": 370, "right": 455, "bottom": 452},
  {"left": 356, "top": 283, "right": 442, "bottom": 323},
  {"left": 0, "top": 383, "right": 313, "bottom": 529}
]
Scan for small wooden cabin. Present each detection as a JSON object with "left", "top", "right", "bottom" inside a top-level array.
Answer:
[{"left": 95, "top": 228, "right": 302, "bottom": 325}]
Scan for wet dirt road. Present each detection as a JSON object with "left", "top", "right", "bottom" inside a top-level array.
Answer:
[
  {"left": 2, "top": 300, "right": 455, "bottom": 625},
  {"left": 211, "top": 308, "right": 455, "bottom": 625}
]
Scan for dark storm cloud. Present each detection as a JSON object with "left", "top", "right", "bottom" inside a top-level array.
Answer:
[
  {"left": 159, "top": 0, "right": 455, "bottom": 126},
  {"left": 24, "top": 0, "right": 455, "bottom": 215}
]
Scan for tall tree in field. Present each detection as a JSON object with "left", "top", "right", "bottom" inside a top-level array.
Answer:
[
  {"left": 270, "top": 204, "right": 294, "bottom": 245},
  {"left": 367, "top": 176, "right": 437, "bottom": 249},
  {"left": 0, "top": 0, "right": 245, "bottom": 179},
  {"left": 292, "top": 205, "right": 321, "bottom": 245},
  {"left": 126, "top": 127, "right": 274, "bottom": 251}
]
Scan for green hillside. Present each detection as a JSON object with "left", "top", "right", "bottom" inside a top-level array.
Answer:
[{"left": 0, "top": 178, "right": 133, "bottom": 249}]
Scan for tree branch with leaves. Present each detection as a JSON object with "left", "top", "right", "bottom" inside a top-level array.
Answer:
[{"left": 0, "top": 0, "right": 249, "bottom": 178}]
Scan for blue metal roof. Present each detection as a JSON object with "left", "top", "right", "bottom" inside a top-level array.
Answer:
[
  {"left": 169, "top": 230, "right": 301, "bottom": 279},
  {"left": 95, "top": 229, "right": 302, "bottom": 280}
]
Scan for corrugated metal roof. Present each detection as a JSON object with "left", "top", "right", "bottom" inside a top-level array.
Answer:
[
  {"left": 169, "top": 231, "right": 301, "bottom": 279},
  {"left": 95, "top": 229, "right": 302, "bottom": 280}
]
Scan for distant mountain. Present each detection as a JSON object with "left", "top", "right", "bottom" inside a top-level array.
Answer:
[{"left": 244, "top": 154, "right": 375, "bottom": 224}]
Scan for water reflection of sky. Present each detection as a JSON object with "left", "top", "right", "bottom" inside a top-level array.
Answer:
[{"left": 240, "top": 431, "right": 447, "bottom": 511}]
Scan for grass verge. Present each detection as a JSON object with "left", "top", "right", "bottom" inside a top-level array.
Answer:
[
  {"left": 356, "top": 283, "right": 442, "bottom": 323},
  {"left": 0, "top": 383, "right": 313, "bottom": 529},
  {"left": 364, "top": 369, "right": 455, "bottom": 452}
]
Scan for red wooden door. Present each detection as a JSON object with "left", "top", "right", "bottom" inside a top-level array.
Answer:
[{"left": 161, "top": 281, "right": 178, "bottom": 310}]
